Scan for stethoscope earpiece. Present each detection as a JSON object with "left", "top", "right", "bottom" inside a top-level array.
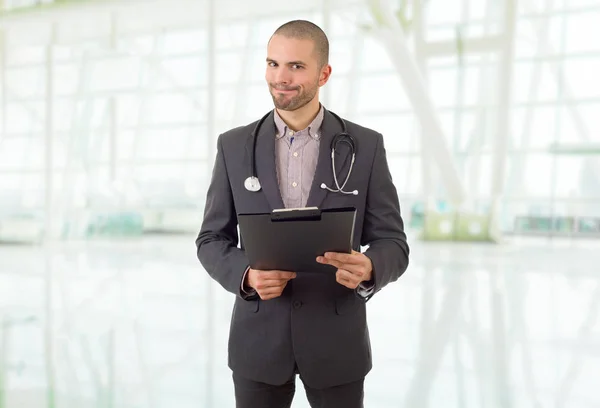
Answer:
[
  {"left": 320, "top": 183, "right": 358, "bottom": 195},
  {"left": 246, "top": 109, "right": 358, "bottom": 196}
]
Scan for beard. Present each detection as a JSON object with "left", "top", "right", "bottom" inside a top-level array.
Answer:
[{"left": 269, "top": 80, "right": 319, "bottom": 111}]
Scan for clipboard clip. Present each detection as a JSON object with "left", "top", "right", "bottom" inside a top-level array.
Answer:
[{"left": 271, "top": 207, "right": 322, "bottom": 222}]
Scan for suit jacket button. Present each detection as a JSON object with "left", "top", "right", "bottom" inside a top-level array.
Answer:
[{"left": 293, "top": 300, "right": 302, "bottom": 309}]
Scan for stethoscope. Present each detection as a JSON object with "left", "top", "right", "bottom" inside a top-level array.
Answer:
[{"left": 244, "top": 109, "right": 358, "bottom": 196}]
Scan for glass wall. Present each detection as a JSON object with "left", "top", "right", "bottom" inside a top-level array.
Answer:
[{"left": 0, "top": 0, "right": 599, "bottom": 241}]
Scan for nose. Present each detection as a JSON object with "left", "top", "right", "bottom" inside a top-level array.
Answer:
[{"left": 274, "top": 68, "right": 291, "bottom": 85}]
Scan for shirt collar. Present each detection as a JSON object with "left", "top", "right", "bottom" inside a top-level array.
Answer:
[{"left": 273, "top": 104, "right": 324, "bottom": 141}]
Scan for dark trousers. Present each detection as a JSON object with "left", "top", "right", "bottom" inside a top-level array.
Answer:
[{"left": 233, "top": 372, "right": 364, "bottom": 408}]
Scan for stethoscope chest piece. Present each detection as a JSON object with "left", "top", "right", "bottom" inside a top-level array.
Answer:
[{"left": 244, "top": 176, "right": 261, "bottom": 192}]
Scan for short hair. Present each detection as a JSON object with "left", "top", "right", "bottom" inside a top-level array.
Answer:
[{"left": 271, "top": 20, "right": 329, "bottom": 68}]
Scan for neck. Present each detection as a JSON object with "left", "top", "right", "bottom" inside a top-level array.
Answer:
[{"left": 276, "top": 98, "right": 321, "bottom": 131}]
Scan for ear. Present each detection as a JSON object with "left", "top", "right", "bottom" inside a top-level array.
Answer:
[{"left": 318, "top": 64, "right": 332, "bottom": 87}]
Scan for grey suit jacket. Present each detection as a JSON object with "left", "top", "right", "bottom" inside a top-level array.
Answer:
[{"left": 196, "top": 108, "right": 409, "bottom": 389}]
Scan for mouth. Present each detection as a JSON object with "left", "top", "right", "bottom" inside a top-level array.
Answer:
[{"left": 272, "top": 87, "right": 298, "bottom": 94}]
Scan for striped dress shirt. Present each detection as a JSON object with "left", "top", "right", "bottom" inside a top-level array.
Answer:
[{"left": 273, "top": 105, "right": 324, "bottom": 209}]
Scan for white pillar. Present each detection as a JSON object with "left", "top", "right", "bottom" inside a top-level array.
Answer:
[
  {"left": 43, "top": 25, "right": 58, "bottom": 408},
  {"left": 490, "top": 0, "right": 517, "bottom": 219},
  {"left": 44, "top": 24, "right": 57, "bottom": 241},
  {"left": 412, "top": 0, "right": 436, "bottom": 212},
  {"left": 109, "top": 13, "right": 118, "bottom": 183},
  {"left": 0, "top": 28, "right": 6, "bottom": 140},
  {"left": 205, "top": 1, "right": 216, "bottom": 407},
  {"left": 367, "top": 0, "right": 467, "bottom": 206}
]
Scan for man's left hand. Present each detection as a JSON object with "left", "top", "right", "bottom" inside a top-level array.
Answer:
[{"left": 316, "top": 250, "right": 373, "bottom": 289}]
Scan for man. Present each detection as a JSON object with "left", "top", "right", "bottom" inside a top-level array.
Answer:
[{"left": 196, "top": 20, "right": 409, "bottom": 408}]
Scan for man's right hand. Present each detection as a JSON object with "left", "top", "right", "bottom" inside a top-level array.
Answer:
[{"left": 245, "top": 268, "right": 297, "bottom": 300}]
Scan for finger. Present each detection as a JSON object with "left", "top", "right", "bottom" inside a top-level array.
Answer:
[
  {"left": 261, "top": 271, "right": 297, "bottom": 280},
  {"left": 316, "top": 256, "right": 347, "bottom": 268},
  {"left": 257, "top": 286, "right": 285, "bottom": 299},
  {"left": 257, "top": 288, "right": 283, "bottom": 296},
  {"left": 317, "top": 252, "right": 365, "bottom": 268},
  {"left": 258, "top": 277, "right": 292, "bottom": 284},
  {"left": 320, "top": 252, "right": 363, "bottom": 265},
  {"left": 275, "top": 271, "right": 297, "bottom": 280},
  {"left": 255, "top": 279, "right": 291, "bottom": 290},
  {"left": 337, "top": 268, "right": 361, "bottom": 283},
  {"left": 259, "top": 278, "right": 292, "bottom": 290},
  {"left": 336, "top": 269, "right": 359, "bottom": 289},
  {"left": 259, "top": 292, "right": 281, "bottom": 300},
  {"left": 317, "top": 258, "right": 367, "bottom": 277}
]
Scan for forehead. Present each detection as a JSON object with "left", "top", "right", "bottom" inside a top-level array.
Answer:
[{"left": 267, "top": 34, "right": 317, "bottom": 62}]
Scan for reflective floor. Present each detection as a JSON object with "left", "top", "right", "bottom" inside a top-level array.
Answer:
[{"left": 0, "top": 233, "right": 599, "bottom": 407}]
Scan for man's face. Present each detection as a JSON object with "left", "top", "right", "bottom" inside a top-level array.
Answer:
[{"left": 265, "top": 34, "right": 329, "bottom": 111}]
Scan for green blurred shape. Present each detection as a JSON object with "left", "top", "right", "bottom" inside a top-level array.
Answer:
[
  {"left": 554, "top": 217, "right": 575, "bottom": 233},
  {"left": 515, "top": 216, "right": 552, "bottom": 232},
  {"left": 47, "top": 388, "right": 55, "bottom": 408},
  {"left": 86, "top": 212, "right": 143, "bottom": 237},
  {"left": 455, "top": 213, "right": 492, "bottom": 241},
  {"left": 548, "top": 142, "right": 600, "bottom": 155},
  {"left": 421, "top": 211, "right": 494, "bottom": 242},
  {"left": 422, "top": 212, "right": 456, "bottom": 241},
  {"left": 409, "top": 202, "right": 424, "bottom": 228},
  {"left": 578, "top": 218, "right": 600, "bottom": 233},
  {"left": 514, "top": 216, "right": 577, "bottom": 234}
]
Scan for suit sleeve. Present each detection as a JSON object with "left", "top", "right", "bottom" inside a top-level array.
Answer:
[
  {"left": 360, "top": 133, "right": 410, "bottom": 300},
  {"left": 195, "top": 135, "right": 254, "bottom": 299}
]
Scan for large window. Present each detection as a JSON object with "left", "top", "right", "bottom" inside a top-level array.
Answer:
[{"left": 0, "top": 0, "right": 598, "bottom": 238}]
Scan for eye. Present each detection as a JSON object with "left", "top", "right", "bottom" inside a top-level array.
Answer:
[
  {"left": 268, "top": 61, "right": 277, "bottom": 67},
  {"left": 291, "top": 64, "right": 303, "bottom": 70}
]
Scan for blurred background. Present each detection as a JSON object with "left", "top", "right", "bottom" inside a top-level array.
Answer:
[{"left": 0, "top": 0, "right": 599, "bottom": 407}]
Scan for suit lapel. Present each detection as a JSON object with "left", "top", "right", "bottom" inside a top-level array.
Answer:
[
  {"left": 306, "top": 109, "right": 351, "bottom": 208},
  {"left": 248, "top": 111, "right": 285, "bottom": 210}
]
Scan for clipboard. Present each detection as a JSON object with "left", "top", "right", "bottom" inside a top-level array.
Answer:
[{"left": 237, "top": 207, "right": 357, "bottom": 273}]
